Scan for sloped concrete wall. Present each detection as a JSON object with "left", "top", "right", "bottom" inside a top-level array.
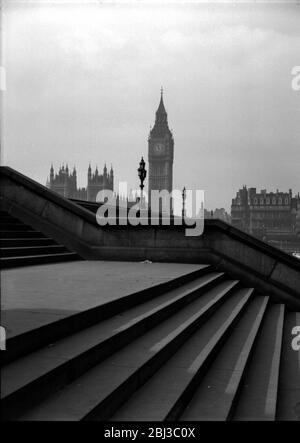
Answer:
[{"left": 1, "top": 166, "right": 299, "bottom": 309}]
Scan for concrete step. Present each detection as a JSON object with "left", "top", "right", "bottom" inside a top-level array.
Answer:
[
  {"left": 3, "top": 268, "right": 220, "bottom": 366},
  {"left": 0, "top": 215, "right": 20, "bottom": 223},
  {"left": 0, "top": 230, "right": 48, "bottom": 238},
  {"left": 0, "top": 222, "right": 32, "bottom": 231},
  {"left": 179, "top": 295, "right": 268, "bottom": 421},
  {"left": 0, "top": 252, "right": 80, "bottom": 269},
  {"left": 111, "top": 288, "right": 254, "bottom": 421},
  {"left": 0, "top": 204, "right": 82, "bottom": 267},
  {"left": 3, "top": 264, "right": 215, "bottom": 364},
  {"left": 1, "top": 245, "right": 68, "bottom": 258},
  {"left": 4, "top": 277, "right": 240, "bottom": 420},
  {"left": 0, "top": 210, "right": 81, "bottom": 269},
  {"left": 1, "top": 270, "right": 228, "bottom": 417},
  {"left": 0, "top": 238, "right": 57, "bottom": 247},
  {"left": 276, "top": 311, "right": 300, "bottom": 420},
  {"left": 232, "top": 304, "right": 285, "bottom": 421}
]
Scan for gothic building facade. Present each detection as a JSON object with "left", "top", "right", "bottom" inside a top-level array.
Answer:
[
  {"left": 86, "top": 164, "right": 114, "bottom": 201},
  {"left": 47, "top": 164, "right": 114, "bottom": 202},
  {"left": 148, "top": 89, "right": 174, "bottom": 208}
]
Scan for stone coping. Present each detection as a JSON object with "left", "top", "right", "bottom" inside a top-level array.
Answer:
[{"left": 1, "top": 166, "right": 299, "bottom": 273}]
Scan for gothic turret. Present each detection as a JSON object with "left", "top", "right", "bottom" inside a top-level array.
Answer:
[{"left": 103, "top": 163, "right": 107, "bottom": 177}]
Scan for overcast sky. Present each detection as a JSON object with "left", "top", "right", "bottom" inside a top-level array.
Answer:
[{"left": 2, "top": 0, "right": 300, "bottom": 211}]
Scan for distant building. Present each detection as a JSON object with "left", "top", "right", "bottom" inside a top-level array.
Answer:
[
  {"left": 296, "top": 198, "right": 300, "bottom": 234},
  {"left": 231, "top": 186, "right": 300, "bottom": 253},
  {"left": 86, "top": 164, "right": 114, "bottom": 202},
  {"left": 204, "top": 208, "right": 231, "bottom": 224},
  {"left": 47, "top": 164, "right": 114, "bottom": 202}
]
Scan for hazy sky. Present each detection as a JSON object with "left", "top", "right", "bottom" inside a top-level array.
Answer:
[{"left": 2, "top": 0, "right": 300, "bottom": 211}]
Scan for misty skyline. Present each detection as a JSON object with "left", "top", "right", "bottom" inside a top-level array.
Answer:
[{"left": 2, "top": 1, "right": 300, "bottom": 211}]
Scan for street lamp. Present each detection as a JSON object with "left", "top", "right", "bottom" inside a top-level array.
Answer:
[
  {"left": 182, "top": 186, "right": 186, "bottom": 218},
  {"left": 138, "top": 157, "right": 147, "bottom": 207}
]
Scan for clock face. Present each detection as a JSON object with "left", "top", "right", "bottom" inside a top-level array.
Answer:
[{"left": 154, "top": 143, "right": 165, "bottom": 154}]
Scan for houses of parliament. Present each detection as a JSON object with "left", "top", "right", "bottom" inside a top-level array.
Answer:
[
  {"left": 47, "top": 163, "right": 114, "bottom": 201},
  {"left": 47, "top": 90, "right": 175, "bottom": 204}
]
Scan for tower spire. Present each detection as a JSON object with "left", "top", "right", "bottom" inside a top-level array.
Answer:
[
  {"left": 156, "top": 87, "right": 167, "bottom": 120},
  {"left": 150, "top": 88, "right": 170, "bottom": 138}
]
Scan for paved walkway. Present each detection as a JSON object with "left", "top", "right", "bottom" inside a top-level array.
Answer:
[{"left": 1, "top": 261, "right": 203, "bottom": 338}]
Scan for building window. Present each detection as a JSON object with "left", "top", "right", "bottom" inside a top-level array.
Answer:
[
  {"left": 260, "top": 198, "right": 264, "bottom": 205},
  {"left": 278, "top": 198, "right": 282, "bottom": 204},
  {"left": 254, "top": 198, "right": 258, "bottom": 205},
  {"left": 272, "top": 198, "right": 276, "bottom": 205},
  {"left": 285, "top": 198, "right": 289, "bottom": 204},
  {"left": 266, "top": 198, "right": 270, "bottom": 204}
]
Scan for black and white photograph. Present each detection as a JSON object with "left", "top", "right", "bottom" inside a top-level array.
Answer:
[{"left": 0, "top": 0, "right": 300, "bottom": 432}]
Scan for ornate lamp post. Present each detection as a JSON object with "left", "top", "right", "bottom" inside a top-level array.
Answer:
[
  {"left": 182, "top": 186, "right": 186, "bottom": 218},
  {"left": 138, "top": 157, "right": 147, "bottom": 208}
]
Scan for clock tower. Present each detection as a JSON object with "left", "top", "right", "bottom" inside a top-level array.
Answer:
[{"left": 148, "top": 89, "right": 174, "bottom": 204}]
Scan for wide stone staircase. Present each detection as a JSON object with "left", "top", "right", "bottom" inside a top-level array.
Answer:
[
  {"left": 1, "top": 265, "right": 299, "bottom": 421},
  {"left": 0, "top": 210, "right": 81, "bottom": 268}
]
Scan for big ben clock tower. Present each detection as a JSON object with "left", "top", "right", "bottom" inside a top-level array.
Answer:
[{"left": 148, "top": 88, "right": 174, "bottom": 204}]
